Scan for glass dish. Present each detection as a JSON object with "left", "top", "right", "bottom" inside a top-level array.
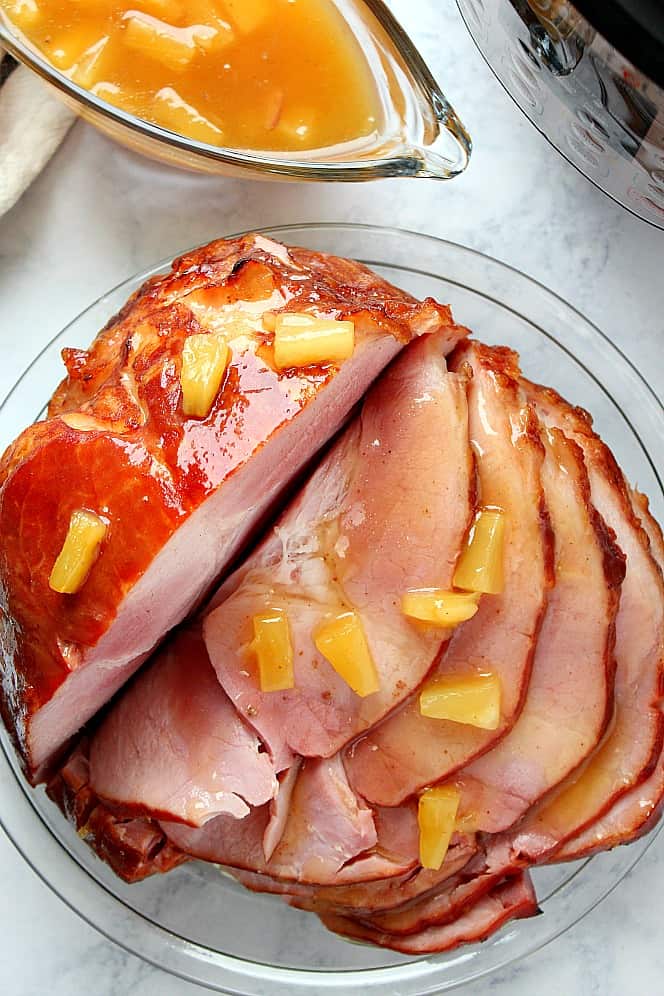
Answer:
[
  {"left": 0, "top": 224, "right": 661, "bottom": 994},
  {"left": 0, "top": 2, "right": 471, "bottom": 182}
]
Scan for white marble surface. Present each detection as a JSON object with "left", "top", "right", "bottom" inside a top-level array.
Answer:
[{"left": 0, "top": 1, "right": 663, "bottom": 993}]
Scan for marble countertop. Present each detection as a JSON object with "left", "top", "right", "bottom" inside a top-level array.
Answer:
[{"left": 1, "top": 2, "right": 662, "bottom": 994}]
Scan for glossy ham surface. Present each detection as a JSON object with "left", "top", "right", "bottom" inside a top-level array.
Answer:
[
  {"left": 554, "top": 489, "right": 664, "bottom": 860},
  {"left": 509, "top": 381, "right": 664, "bottom": 863},
  {"left": 345, "top": 342, "right": 553, "bottom": 806},
  {"left": 88, "top": 627, "right": 278, "bottom": 825},
  {"left": 0, "top": 234, "right": 464, "bottom": 781},
  {"left": 451, "top": 422, "right": 623, "bottom": 833},
  {"left": 204, "top": 332, "right": 474, "bottom": 769}
]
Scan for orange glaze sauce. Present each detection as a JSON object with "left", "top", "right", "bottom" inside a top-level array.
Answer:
[{"left": 1, "top": 0, "right": 384, "bottom": 152}]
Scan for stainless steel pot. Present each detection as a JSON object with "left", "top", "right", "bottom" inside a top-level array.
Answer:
[{"left": 457, "top": 0, "right": 664, "bottom": 227}]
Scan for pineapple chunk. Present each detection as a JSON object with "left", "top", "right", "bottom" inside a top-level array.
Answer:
[
  {"left": 261, "top": 311, "right": 277, "bottom": 333},
  {"left": 251, "top": 610, "right": 294, "bottom": 692},
  {"left": 122, "top": 12, "right": 218, "bottom": 72},
  {"left": 418, "top": 785, "right": 460, "bottom": 870},
  {"left": 49, "top": 510, "right": 107, "bottom": 595},
  {"left": 419, "top": 672, "right": 501, "bottom": 730},
  {"left": 314, "top": 611, "right": 379, "bottom": 698},
  {"left": 402, "top": 588, "right": 480, "bottom": 627},
  {"left": 453, "top": 508, "right": 506, "bottom": 594},
  {"left": 70, "top": 37, "right": 110, "bottom": 90},
  {"left": 189, "top": 0, "right": 235, "bottom": 47},
  {"left": 46, "top": 25, "right": 105, "bottom": 71},
  {"left": 154, "top": 87, "right": 223, "bottom": 145},
  {"left": 180, "top": 334, "right": 230, "bottom": 418},
  {"left": 5, "top": 0, "right": 39, "bottom": 29},
  {"left": 273, "top": 313, "right": 354, "bottom": 370}
]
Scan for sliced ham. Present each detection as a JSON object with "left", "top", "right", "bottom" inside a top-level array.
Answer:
[
  {"left": 162, "top": 755, "right": 415, "bottom": 886},
  {"left": 0, "top": 234, "right": 464, "bottom": 781},
  {"left": 509, "top": 381, "right": 664, "bottom": 863},
  {"left": 46, "top": 742, "right": 187, "bottom": 883},
  {"left": 204, "top": 332, "right": 474, "bottom": 769},
  {"left": 451, "top": 423, "right": 623, "bottom": 833},
  {"left": 286, "top": 834, "right": 477, "bottom": 915},
  {"left": 345, "top": 342, "right": 553, "bottom": 807},
  {"left": 555, "top": 489, "right": 664, "bottom": 860},
  {"left": 319, "top": 873, "right": 538, "bottom": 954},
  {"left": 88, "top": 627, "right": 277, "bottom": 825}
]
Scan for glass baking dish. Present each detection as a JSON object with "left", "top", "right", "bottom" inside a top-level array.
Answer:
[{"left": 0, "top": 224, "right": 661, "bottom": 994}]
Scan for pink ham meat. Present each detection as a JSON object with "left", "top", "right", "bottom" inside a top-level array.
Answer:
[
  {"left": 319, "top": 873, "right": 538, "bottom": 954},
  {"left": 508, "top": 381, "right": 664, "bottom": 863},
  {"left": 345, "top": 342, "right": 554, "bottom": 807},
  {"left": 203, "top": 332, "right": 474, "bottom": 770},
  {"left": 555, "top": 489, "right": 664, "bottom": 860},
  {"left": 451, "top": 423, "right": 624, "bottom": 833},
  {"left": 87, "top": 627, "right": 277, "bottom": 825},
  {"left": 162, "top": 755, "right": 416, "bottom": 886},
  {"left": 1, "top": 234, "right": 464, "bottom": 781},
  {"left": 46, "top": 741, "right": 188, "bottom": 883},
  {"left": 262, "top": 838, "right": 477, "bottom": 914}
]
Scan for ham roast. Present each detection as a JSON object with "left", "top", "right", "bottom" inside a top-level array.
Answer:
[
  {"left": 0, "top": 234, "right": 463, "bottom": 781},
  {"left": 3, "top": 235, "right": 663, "bottom": 957}
]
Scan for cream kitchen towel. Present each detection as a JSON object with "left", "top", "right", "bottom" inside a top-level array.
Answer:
[{"left": 0, "top": 49, "right": 76, "bottom": 216}]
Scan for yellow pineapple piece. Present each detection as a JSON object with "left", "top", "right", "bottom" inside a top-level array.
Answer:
[
  {"left": 49, "top": 510, "right": 108, "bottom": 595},
  {"left": 418, "top": 785, "right": 460, "bottom": 870},
  {"left": 251, "top": 609, "right": 294, "bottom": 692},
  {"left": 46, "top": 24, "right": 105, "bottom": 71},
  {"left": 4, "top": 0, "right": 40, "bottom": 30},
  {"left": 453, "top": 508, "right": 506, "bottom": 594},
  {"left": 401, "top": 589, "right": 480, "bottom": 627},
  {"left": 154, "top": 87, "right": 223, "bottom": 145},
  {"left": 273, "top": 313, "right": 354, "bottom": 370},
  {"left": 314, "top": 611, "right": 379, "bottom": 698},
  {"left": 70, "top": 36, "right": 110, "bottom": 90},
  {"left": 122, "top": 11, "right": 218, "bottom": 72},
  {"left": 189, "top": 0, "right": 235, "bottom": 47},
  {"left": 419, "top": 672, "right": 501, "bottom": 730},
  {"left": 180, "top": 333, "right": 230, "bottom": 418}
]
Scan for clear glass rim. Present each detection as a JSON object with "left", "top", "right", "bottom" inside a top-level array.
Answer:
[
  {"left": 0, "top": 3, "right": 471, "bottom": 180},
  {"left": 0, "top": 222, "right": 661, "bottom": 994}
]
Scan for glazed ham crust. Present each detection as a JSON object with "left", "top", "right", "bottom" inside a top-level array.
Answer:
[{"left": 0, "top": 234, "right": 464, "bottom": 780}]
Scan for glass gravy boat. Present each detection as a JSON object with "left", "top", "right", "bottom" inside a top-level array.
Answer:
[{"left": 0, "top": 0, "right": 472, "bottom": 182}]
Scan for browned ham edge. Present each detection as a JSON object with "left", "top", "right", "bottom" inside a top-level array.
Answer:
[{"left": 319, "top": 873, "right": 538, "bottom": 954}]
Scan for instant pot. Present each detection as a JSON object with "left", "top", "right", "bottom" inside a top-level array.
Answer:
[{"left": 457, "top": 0, "right": 664, "bottom": 227}]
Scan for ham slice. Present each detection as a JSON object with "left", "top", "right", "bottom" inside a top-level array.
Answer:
[
  {"left": 509, "top": 381, "right": 664, "bottom": 863},
  {"left": 283, "top": 839, "right": 477, "bottom": 915},
  {"left": 204, "top": 332, "right": 474, "bottom": 769},
  {"left": 88, "top": 627, "right": 277, "bottom": 825},
  {"left": 554, "top": 489, "right": 664, "bottom": 860},
  {"left": 0, "top": 234, "right": 464, "bottom": 781},
  {"left": 162, "top": 755, "right": 415, "bottom": 885},
  {"left": 319, "top": 873, "right": 538, "bottom": 954},
  {"left": 46, "top": 741, "right": 188, "bottom": 883},
  {"left": 451, "top": 423, "right": 623, "bottom": 833},
  {"left": 345, "top": 342, "right": 553, "bottom": 806}
]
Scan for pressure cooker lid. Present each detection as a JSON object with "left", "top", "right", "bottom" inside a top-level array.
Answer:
[{"left": 574, "top": 0, "right": 664, "bottom": 88}]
